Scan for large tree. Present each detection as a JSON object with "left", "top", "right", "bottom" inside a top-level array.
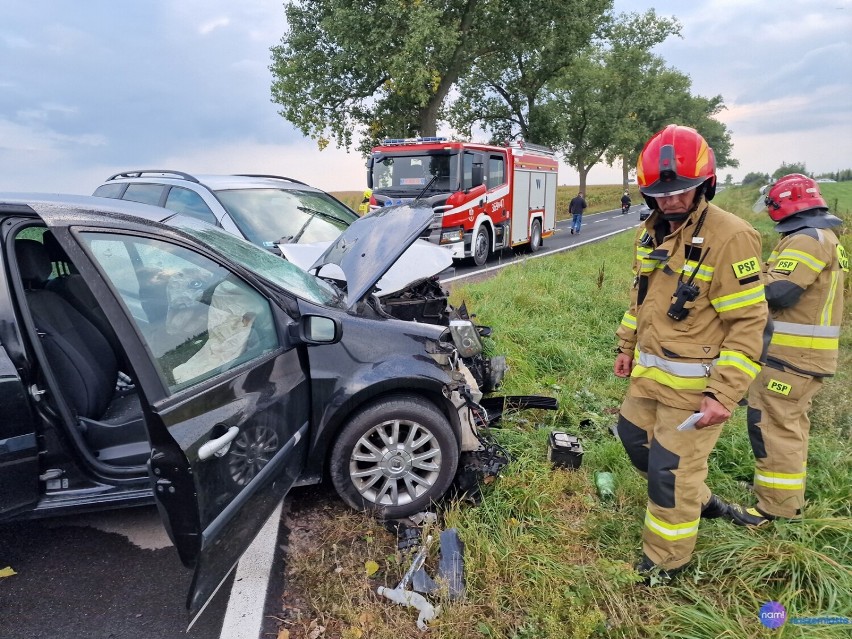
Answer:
[
  {"left": 270, "top": 0, "right": 612, "bottom": 154},
  {"left": 541, "top": 12, "right": 684, "bottom": 192},
  {"left": 447, "top": 0, "right": 613, "bottom": 144}
]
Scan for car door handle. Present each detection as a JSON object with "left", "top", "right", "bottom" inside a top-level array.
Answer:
[{"left": 198, "top": 426, "right": 240, "bottom": 461}]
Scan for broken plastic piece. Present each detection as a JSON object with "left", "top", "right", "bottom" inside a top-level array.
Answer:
[
  {"left": 397, "top": 535, "right": 432, "bottom": 590},
  {"left": 437, "top": 529, "right": 465, "bottom": 600},
  {"left": 411, "top": 568, "right": 439, "bottom": 595},
  {"left": 408, "top": 511, "right": 438, "bottom": 526},
  {"left": 548, "top": 431, "right": 584, "bottom": 469},
  {"left": 376, "top": 587, "right": 440, "bottom": 631}
]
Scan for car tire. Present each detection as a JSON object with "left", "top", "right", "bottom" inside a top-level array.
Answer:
[
  {"left": 330, "top": 395, "right": 459, "bottom": 518},
  {"left": 528, "top": 219, "right": 542, "bottom": 253},
  {"left": 472, "top": 225, "right": 490, "bottom": 267}
]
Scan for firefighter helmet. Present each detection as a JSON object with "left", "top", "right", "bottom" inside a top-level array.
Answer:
[
  {"left": 765, "top": 173, "right": 841, "bottom": 232},
  {"left": 764, "top": 174, "right": 827, "bottom": 221},
  {"left": 637, "top": 124, "right": 716, "bottom": 200}
]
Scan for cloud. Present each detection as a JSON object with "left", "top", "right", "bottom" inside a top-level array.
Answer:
[
  {"left": 0, "top": 0, "right": 848, "bottom": 197},
  {"left": 198, "top": 17, "right": 230, "bottom": 35}
]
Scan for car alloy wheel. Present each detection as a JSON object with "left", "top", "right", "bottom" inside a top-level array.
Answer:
[{"left": 330, "top": 395, "right": 459, "bottom": 518}]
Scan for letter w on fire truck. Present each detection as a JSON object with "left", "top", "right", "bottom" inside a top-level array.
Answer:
[{"left": 366, "top": 137, "right": 558, "bottom": 266}]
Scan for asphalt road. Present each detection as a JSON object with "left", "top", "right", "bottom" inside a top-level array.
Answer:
[
  {"left": 0, "top": 207, "right": 639, "bottom": 639},
  {"left": 0, "top": 506, "right": 230, "bottom": 639},
  {"left": 445, "top": 206, "right": 641, "bottom": 282}
]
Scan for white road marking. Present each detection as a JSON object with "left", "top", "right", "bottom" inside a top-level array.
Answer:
[
  {"left": 219, "top": 500, "right": 283, "bottom": 639},
  {"left": 442, "top": 225, "right": 638, "bottom": 284}
]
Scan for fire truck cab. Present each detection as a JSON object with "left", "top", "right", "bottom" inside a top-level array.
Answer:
[{"left": 367, "top": 138, "right": 558, "bottom": 266}]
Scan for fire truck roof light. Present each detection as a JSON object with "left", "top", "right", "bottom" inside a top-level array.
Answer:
[{"left": 381, "top": 136, "right": 448, "bottom": 146}]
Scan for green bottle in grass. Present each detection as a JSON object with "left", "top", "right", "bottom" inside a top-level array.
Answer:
[{"left": 595, "top": 472, "right": 615, "bottom": 501}]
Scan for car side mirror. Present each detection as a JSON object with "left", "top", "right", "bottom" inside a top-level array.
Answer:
[
  {"left": 289, "top": 315, "right": 342, "bottom": 345},
  {"left": 366, "top": 157, "right": 374, "bottom": 189}
]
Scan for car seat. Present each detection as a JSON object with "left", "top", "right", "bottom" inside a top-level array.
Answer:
[{"left": 16, "top": 238, "right": 149, "bottom": 466}]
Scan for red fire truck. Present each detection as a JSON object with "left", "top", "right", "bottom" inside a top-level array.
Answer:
[{"left": 367, "top": 137, "right": 558, "bottom": 265}]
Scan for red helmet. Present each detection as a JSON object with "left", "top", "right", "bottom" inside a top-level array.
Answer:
[
  {"left": 765, "top": 174, "right": 828, "bottom": 222},
  {"left": 637, "top": 124, "right": 716, "bottom": 199}
]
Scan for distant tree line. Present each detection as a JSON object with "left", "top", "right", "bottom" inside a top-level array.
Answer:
[
  {"left": 270, "top": 1, "right": 738, "bottom": 192},
  {"left": 741, "top": 162, "right": 852, "bottom": 187}
]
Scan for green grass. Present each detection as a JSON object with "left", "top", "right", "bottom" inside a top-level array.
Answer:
[{"left": 283, "top": 207, "right": 852, "bottom": 639}]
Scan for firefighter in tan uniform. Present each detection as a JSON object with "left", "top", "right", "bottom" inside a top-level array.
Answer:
[
  {"left": 613, "top": 125, "right": 770, "bottom": 579},
  {"left": 732, "top": 174, "right": 848, "bottom": 525}
]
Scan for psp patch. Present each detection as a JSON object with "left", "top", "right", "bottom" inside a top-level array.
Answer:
[
  {"left": 767, "top": 379, "right": 792, "bottom": 396},
  {"left": 838, "top": 245, "right": 849, "bottom": 272},
  {"left": 732, "top": 257, "right": 761, "bottom": 281},
  {"left": 772, "top": 258, "right": 798, "bottom": 274}
]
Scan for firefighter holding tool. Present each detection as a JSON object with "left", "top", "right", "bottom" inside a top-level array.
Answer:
[
  {"left": 613, "top": 124, "right": 770, "bottom": 579},
  {"left": 732, "top": 174, "right": 847, "bottom": 526}
]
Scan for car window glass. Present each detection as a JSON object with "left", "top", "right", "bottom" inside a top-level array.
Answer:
[
  {"left": 81, "top": 232, "right": 280, "bottom": 393},
  {"left": 488, "top": 155, "right": 505, "bottom": 188},
  {"left": 92, "top": 183, "right": 125, "bottom": 199},
  {"left": 172, "top": 219, "right": 342, "bottom": 307},
  {"left": 215, "top": 188, "right": 357, "bottom": 248},
  {"left": 462, "top": 152, "right": 474, "bottom": 190},
  {"left": 123, "top": 184, "right": 165, "bottom": 206},
  {"left": 164, "top": 187, "right": 218, "bottom": 225},
  {"left": 370, "top": 154, "right": 453, "bottom": 192}
]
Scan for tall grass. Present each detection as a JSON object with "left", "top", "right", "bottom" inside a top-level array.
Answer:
[{"left": 282, "top": 210, "right": 851, "bottom": 639}]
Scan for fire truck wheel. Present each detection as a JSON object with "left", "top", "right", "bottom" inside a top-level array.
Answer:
[
  {"left": 472, "top": 226, "right": 490, "bottom": 266},
  {"left": 329, "top": 395, "right": 459, "bottom": 518},
  {"left": 529, "top": 219, "right": 542, "bottom": 253}
]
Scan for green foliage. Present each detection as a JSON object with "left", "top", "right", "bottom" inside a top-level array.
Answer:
[
  {"left": 271, "top": 0, "right": 613, "bottom": 156},
  {"left": 741, "top": 171, "right": 770, "bottom": 186},
  {"left": 772, "top": 161, "right": 809, "bottom": 180}
]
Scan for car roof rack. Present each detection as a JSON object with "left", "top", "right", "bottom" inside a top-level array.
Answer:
[
  {"left": 234, "top": 174, "right": 308, "bottom": 186},
  {"left": 106, "top": 170, "right": 201, "bottom": 183}
]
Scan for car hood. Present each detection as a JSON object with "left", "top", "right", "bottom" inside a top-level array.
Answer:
[
  {"left": 279, "top": 238, "right": 453, "bottom": 300},
  {"left": 296, "top": 203, "right": 448, "bottom": 309}
]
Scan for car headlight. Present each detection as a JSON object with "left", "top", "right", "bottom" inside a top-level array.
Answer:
[
  {"left": 440, "top": 228, "right": 464, "bottom": 244},
  {"left": 449, "top": 319, "right": 483, "bottom": 357}
]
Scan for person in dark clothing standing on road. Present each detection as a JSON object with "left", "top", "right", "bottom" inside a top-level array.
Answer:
[{"left": 569, "top": 191, "right": 587, "bottom": 234}]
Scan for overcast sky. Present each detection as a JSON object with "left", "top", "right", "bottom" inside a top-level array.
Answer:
[{"left": 1, "top": 0, "right": 850, "bottom": 195}]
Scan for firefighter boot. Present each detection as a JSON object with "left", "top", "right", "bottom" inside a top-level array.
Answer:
[
  {"left": 700, "top": 494, "right": 730, "bottom": 519},
  {"left": 727, "top": 503, "right": 775, "bottom": 527},
  {"left": 635, "top": 554, "right": 684, "bottom": 585}
]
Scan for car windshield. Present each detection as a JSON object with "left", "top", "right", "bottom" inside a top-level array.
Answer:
[
  {"left": 174, "top": 219, "right": 343, "bottom": 307},
  {"left": 371, "top": 152, "right": 455, "bottom": 193},
  {"left": 215, "top": 188, "right": 358, "bottom": 248}
]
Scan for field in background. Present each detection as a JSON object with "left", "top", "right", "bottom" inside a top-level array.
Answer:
[
  {"left": 281, "top": 189, "right": 851, "bottom": 639},
  {"left": 332, "top": 185, "right": 643, "bottom": 222}
]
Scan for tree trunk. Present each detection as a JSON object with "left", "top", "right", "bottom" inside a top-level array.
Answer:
[
  {"left": 622, "top": 156, "right": 631, "bottom": 188},
  {"left": 578, "top": 166, "right": 589, "bottom": 195},
  {"left": 417, "top": 102, "right": 439, "bottom": 137}
]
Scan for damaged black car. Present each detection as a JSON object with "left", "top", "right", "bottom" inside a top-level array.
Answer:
[{"left": 0, "top": 195, "right": 543, "bottom": 615}]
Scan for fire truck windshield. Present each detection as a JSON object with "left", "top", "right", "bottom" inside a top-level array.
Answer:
[{"left": 371, "top": 152, "right": 456, "bottom": 195}]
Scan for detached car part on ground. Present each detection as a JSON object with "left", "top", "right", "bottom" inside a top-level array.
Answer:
[{"left": 0, "top": 195, "right": 543, "bottom": 616}]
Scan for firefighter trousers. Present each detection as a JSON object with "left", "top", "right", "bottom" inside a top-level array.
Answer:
[
  {"left": 747, "top": 367, "right": 823, "bottom": 518},
  {"left": 617, "top": 395, "right": 722, "bottom": 570}
]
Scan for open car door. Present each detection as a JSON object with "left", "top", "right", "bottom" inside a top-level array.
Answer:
[{"left": 69, "top": 228, "right": 312, "bottom": 620}]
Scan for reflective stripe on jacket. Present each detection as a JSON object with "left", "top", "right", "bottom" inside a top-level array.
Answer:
[
  {"left": 764, "top": 227, "right": 847, "bottom": 375},
  {"left": 615, "top": 200, "right": 769, "bottom": 411}
]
